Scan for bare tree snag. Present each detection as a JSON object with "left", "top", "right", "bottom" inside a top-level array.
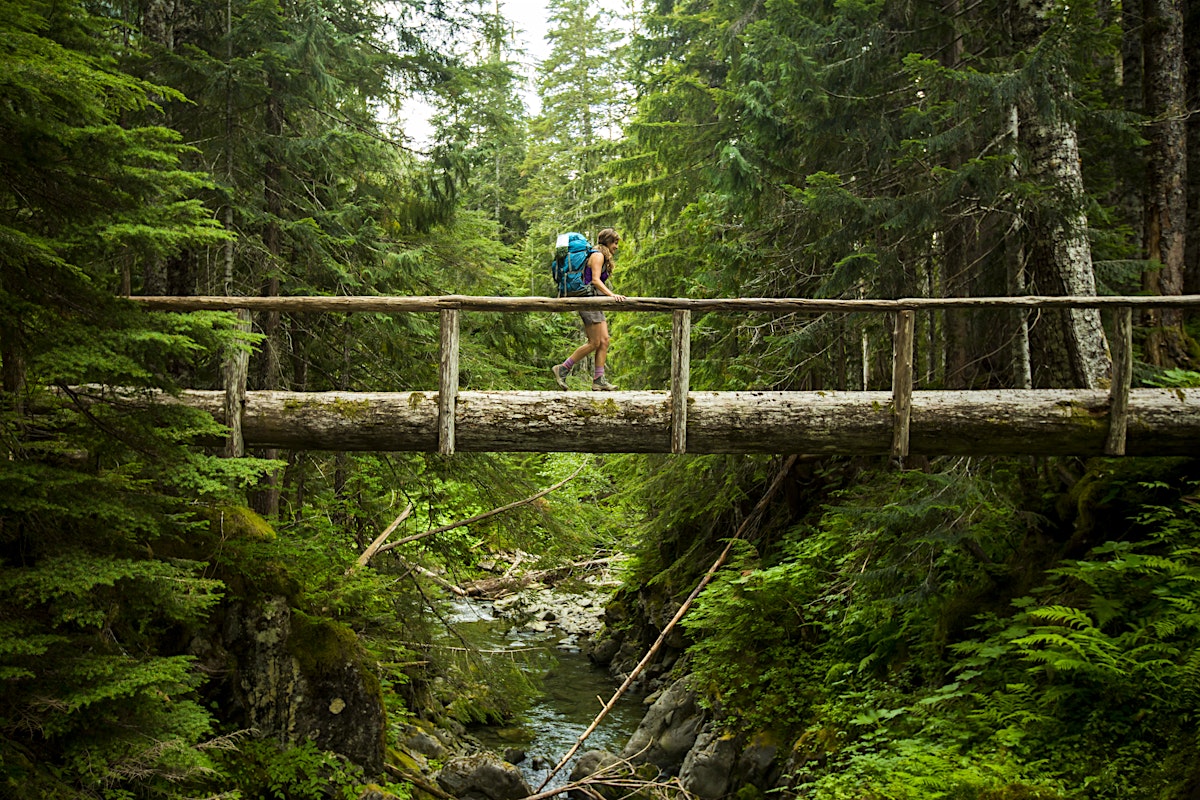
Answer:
[
  {"left": 1105, "top": 308, "right": 1134, "bottom": 456},
  {"left": 891, "top": 310, "right": 915, "bottom": 463},
  {"left": 222, "top": 308, "right": 251, "bottom": 458},
  {"left": 438, "top": 308, "right": 459, "bottom": 455}
]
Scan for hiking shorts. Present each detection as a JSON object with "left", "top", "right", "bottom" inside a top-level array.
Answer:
[{"left": 579, "top": 309, "right": 606, "bottom": 326}]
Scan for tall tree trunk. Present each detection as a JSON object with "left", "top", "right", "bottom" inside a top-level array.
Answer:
[
  {"left": 1141, "top": 0, "right": 1190, "bottom": 366},
  {"left": 1019, "top": 110, "right": 1110, "bottom": 388},
  {"left": 251, "top": 76, "right": 284, "bottom": 518},
  {"left": 1013, "top": 0, "right": 1110, "bottom": 388},
  {"left": 1184, "top": 0, "right": 1200, "bottom": 296},
  {"left": 939, "top": 1, "right": 975, "bottom": 389},
  {"left": 942, "top": 225, "right": 973, "bottom": 389}
]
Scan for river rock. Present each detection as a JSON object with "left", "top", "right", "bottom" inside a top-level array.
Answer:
[
  {"left": 679, "top": 727, "right": 739, "bottom": 798},
  {"left": 399, "top": 727, "right": 446, "bottom": 760},
  {"left": 566, "top": 749, "right": 626, "bottom": 799},
  {"left": 568, "top": 749, "right": 621, "bottom": 782},
  {"left": 620, "top": 677, "right": 705, "bottom": 774},
  {"left": 735, "top": 731, "right": 782, "bottom": 787},
  {"left": 436, "top": 753, "right": 531, "bottom": 800}
]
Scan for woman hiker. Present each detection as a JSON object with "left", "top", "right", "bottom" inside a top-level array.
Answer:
[{"left": 551, "top": 228, "right": 626, "bottom": 391}]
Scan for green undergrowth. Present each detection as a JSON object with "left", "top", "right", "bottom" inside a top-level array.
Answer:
[{"left": 666, "top": 456, "right": 1200, "bottom": 799}]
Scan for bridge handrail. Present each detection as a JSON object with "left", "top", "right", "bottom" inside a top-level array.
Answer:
[
  {"left": 129, "top": 293, "right": 1197, "bottom": 460},
  {"left": 130, "top": 293, "right": 1200, "bottom": 314}
]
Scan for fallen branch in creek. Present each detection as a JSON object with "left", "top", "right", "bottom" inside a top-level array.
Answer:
[
  {"left": 460, "top": 554, "right": 625, "bottom": 598},
  {"left": 373, "top": 461, "right": 588, "bottom": 556},
  {"left": 522, "top": 747, "right": 695, "bottom": 800},
  {"left": 533, "top": 455, "right": 801, "bottom": 792}
]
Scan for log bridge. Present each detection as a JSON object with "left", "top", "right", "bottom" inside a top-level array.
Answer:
[{"left": 132, "top": 294, "right": 1200, "bottom": 459}]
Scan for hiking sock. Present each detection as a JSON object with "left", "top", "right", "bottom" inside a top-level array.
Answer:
[
  {"left": 593, "top": 366, "right": 604, "bottom": 381},
  {"left": 563, "top": 357, "right": 576, "bottom": 372}
]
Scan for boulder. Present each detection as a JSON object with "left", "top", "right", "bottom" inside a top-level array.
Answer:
[
  {"left": 216, "top": 596, "right": 385, "bottom": 774},
  {"left": 734, "top": 731, "right": 781, "bottom": 787},
  {"left": 679, "top": 727, "right": 740, "bottom": 798},
  {"left": 620, "top": 677, "right": 705, "bottom": 775},
  {"left": 436, "top": 753, "right": 532, "bottom": 800},
  {"left": 568, "top": 749, "right": 621, "bottom": 782}
]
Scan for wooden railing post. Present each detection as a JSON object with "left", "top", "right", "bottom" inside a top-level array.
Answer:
[
  {"left": 222, "top": 308, "right": 251, "bottom": 458},
  {"left": 671, "top": 309, "right": 691, "bottom": 454},
  {"left": 438, "top": 308, "right": 460, "bottom": 456},
  {"left": 891, "top": 310, "right": 915, "bottom": 464},
  {"left": 1105, "top": 306, "right": 1133, "bottom": 456}
]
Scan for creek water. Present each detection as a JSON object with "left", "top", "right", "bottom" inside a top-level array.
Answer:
[{"left": 441, "top": 596, "right": 645, "bottom": 790}]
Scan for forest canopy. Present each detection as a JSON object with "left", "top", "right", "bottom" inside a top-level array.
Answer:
[{"left": 1, "top": 0, "right": 1198, "bottom": 798}]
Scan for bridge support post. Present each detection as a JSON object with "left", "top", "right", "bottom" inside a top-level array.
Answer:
[
  {"left": 671, "top": 310, "right": 691, "bottom": 454},
  {"left": 1105, "top": 307, "right": 1133, "bottom": 455},
  {"left": 438, "top": 308, "right": 460, "bottom": 455},
  {"left": 891, "top": 310, "right": 915, "bottom": 464},
  {"left": 222, "top": 308, "right": 251, "bottom": 458}
]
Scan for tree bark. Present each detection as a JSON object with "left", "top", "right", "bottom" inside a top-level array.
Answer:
[
  {"left": 155, "top": 387, "right": 1200, "bottom": 456},
  {"left": 1019, "top": 112, "right": 1110, "bottom": 388},
  {"left": 1014, "top": 0, "right": 1111, "bottom": 389},
  {"left": 251, "top": 72, "right": 285, "bottom": 518},
  {"left": 1142, "top": 0, "right": 1190, "bottom": 366},
  {"left": 1183, "top": 0, "right": 1200, "bottom": 296}
]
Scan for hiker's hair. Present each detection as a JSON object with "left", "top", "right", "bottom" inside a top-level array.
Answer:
[{"left": 595, "top": 228, "right": 620, "bottom": 270}]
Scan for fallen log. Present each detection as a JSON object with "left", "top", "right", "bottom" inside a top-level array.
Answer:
[
  {"left": 460, "top": 555, "right": 624, "bottom": 598},
  {"left": 153, "top": 388, "right": 1200, "bottom": 456}
]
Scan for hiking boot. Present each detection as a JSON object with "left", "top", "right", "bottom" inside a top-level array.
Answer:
[
  {"left": 551, "top": 363, "right": 570, "bottom": 390},
  {"left": 591, "top": 376, "right": 619, "bottom": 391}
]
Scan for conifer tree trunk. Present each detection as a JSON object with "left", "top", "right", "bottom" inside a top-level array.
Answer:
[
  {"left": 252, "top": 77, "right": 285, "bottom": 517},
  {"left": 1020, "top": 111, "right": 1110, "bottom": 388},
  {"left": 1141, "top": 0, "right": 1190, "bottom": 366},
  {"left": 1182, "top": 0, "right": 1199, "bottom": 296},
  {"left": 1014, "top": 0, "right": 1110, "bottom": 389}
]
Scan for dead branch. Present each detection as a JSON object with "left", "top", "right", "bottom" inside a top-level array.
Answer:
[
  {"left": 347, "top": 502, "right": 414, "bottom": 574},
  {"left": 376, "top": 461, "right": 587, "bottom": 555},
  {"left": 462, "top": 555, "right": 624, "bottom": 598}
]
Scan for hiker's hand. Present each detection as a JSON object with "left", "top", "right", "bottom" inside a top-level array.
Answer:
[{"left": 611, "top": 293, "right": 627, "bottom": 302}]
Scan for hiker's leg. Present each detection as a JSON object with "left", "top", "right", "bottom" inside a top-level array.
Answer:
[
  {"left": 567, "top": 321, "right": 607, "bottom": 363},
  {"left": 590, "top": 321, "right": 611, "bottom": 372}
]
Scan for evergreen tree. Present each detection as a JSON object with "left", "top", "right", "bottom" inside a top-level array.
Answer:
[
  {"left": 0, "top": 1, "right": 267, "bottom": 794},
  {"left": 519, "top": 0, "right": 629, "bottom": 253}
]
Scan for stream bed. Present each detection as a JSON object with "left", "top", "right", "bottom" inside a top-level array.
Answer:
[{"left": 441, "top": 591, "right": 645, "bottom": 790}]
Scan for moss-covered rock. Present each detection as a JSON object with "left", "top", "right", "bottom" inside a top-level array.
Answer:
[{"left": 209, "top": 596, "right": 386, "bottom": 774}]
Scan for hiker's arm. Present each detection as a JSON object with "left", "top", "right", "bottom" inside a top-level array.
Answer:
[{"left": 588, "top": 252, "right": 626, "bottom": 302}]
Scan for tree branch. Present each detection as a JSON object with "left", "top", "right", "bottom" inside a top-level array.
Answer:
[
  {"left": 375, "top": 461, "right": 588, "bottom": 555},
  {"left": 347, "top": 502, "right": 413, "bottom": 574}
]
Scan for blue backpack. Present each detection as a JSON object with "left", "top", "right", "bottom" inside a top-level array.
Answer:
[{"left": 551, "top": 232, "right": 594, "bottom": 296}]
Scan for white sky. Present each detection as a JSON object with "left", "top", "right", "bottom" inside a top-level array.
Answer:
[{"left": 399, "top": 0, "right": 629, "bottom": 148}]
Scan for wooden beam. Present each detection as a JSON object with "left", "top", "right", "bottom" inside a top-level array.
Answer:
[
  {"left": 127, "top": 294, "right": 1200, "bottom": 315},
  {"left": 438, "top": 308, "right": 459, "bottom": 455},
  {"left": 670, "top": 309, "right": 691, "bottom": 454},
  {"left": 1105, "top": 307, "right": 1133, "bottom": 456},
  {"left": 891, "top": 310, "right": 915, "bottom": 462},
  {"left": 155, "top": 387, "right": 1200, "bottom": 456}
]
